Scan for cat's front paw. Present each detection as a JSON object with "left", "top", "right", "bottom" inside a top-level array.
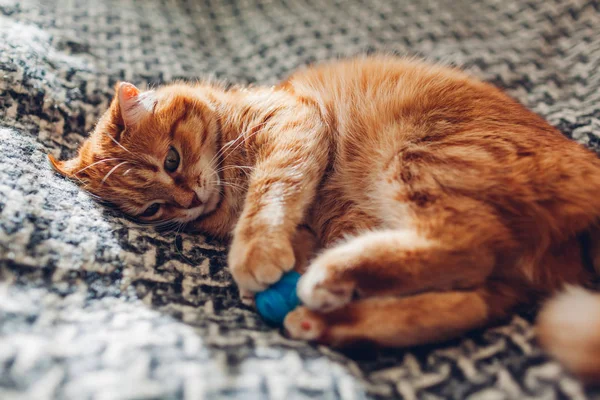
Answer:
[{"left": 228, "top": 235, "right": 296, "bottom": 293}]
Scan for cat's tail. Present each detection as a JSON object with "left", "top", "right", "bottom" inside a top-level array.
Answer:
[{"left": 537, "top": 286, "right": 600, "bottom": 382}]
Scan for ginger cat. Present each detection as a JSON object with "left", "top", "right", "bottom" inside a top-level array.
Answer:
[{"left": 49, "top": 56, "right": 600, "bottom": 382}]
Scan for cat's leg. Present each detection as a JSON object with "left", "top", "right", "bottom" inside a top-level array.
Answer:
[
  {"left": 285, "top": 283, "right": 521, "bottom": 347},
  {"left": 228, "top": 110, "right": 329, "bottom": 294},
  {"left": 292, "top": 225, "right": 319, "bottom": 274},
  {"left": 297, "top": 207, "right": 512, "bottom": 312}
]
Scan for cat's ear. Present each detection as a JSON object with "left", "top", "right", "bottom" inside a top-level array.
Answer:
[
  {"left": 48, "top": 153, "right": 81, "bottom": 178},
  {"left": 116, "top": 82, "right": 156, "bottom": 128}
]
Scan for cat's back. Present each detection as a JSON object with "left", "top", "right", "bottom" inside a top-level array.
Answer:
[
  {"left": 282, "top": 55, "right": 592, "bottom": 165},
  {"left": 283, "top": 56, "right": 496, "bottom": 135},
  {"left": 285, "top": 56, "right": 475, "bottom": 100}
]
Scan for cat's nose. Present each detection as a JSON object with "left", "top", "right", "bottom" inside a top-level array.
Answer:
[
  {"left": 189, "top": 193, "right": 203, "bottom": 208},
  {"left": 172, "top": 189, "right": 201, "bottom": 209}
]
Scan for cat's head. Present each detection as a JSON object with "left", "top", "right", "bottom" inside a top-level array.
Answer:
[{"left": 49, "top": 82, "right": 223, "bottom": 225}]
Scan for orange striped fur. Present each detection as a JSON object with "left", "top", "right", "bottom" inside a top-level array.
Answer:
[{"left": 50, "top": 57, "right": 600, "bottom": 381}]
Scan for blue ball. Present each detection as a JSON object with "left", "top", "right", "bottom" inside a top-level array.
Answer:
[{"left": 255, "top": 271, "right": 301, "bottom": 326}]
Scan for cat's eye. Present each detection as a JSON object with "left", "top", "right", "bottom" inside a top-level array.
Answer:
[
  {"left": 140, "top": 203, "right": 160, "bottom": 218},
  {"left": 164, "top": 147, "right": 180, "bottom": 173}
]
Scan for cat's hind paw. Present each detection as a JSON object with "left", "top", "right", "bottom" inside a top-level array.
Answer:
[
  {"left": 297, "top": 261, "right": 355, "bottom": 312},
  {"left": 239, "top": 288, "right": 256, "bottom": 307},
  {"left": 284, "top": 306, "right": 325, "bottom": 341}
]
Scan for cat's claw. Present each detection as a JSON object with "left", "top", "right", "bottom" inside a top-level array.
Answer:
[{"left": 297, "top": 263, "right": 355, "bottom": 312}]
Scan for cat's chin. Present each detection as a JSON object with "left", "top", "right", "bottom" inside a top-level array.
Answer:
[
  {"left": 177, "top": 206, "right": 209, "bottom": 223},
  {"left": 177, "top": 190, "right": 221, "bottom": 223},
  {"left": 204, "top": 189, "right": 221, "bottom": 214}
]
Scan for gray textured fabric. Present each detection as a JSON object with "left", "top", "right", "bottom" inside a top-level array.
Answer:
[{"left": 1, "top": 0, "right": 600, "bottom": 398}]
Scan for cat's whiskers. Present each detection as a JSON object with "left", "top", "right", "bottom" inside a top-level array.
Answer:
[
  {"left": 215, "top": 165, "right": 255, "bottom": 174},
  {"left": 173, "top": 222, "right": 194, "bottom": 264},
  {"left": 209, "top": 179, "right": 246, "bottom": 193},
  {"left": 210, "top": 120, "right": 270, "bottom": 169},
  {"left": 162, "top": 223, "right": 180, "bottom": 232},
  {"left": 71, "top": 174, "right": 87, "bottom": 187},
  {"left": 208, "top": 120, "right": 267, "bottom": 167},
  {"left": 101, "top": 131, "right": 133, "bottom": 154},
  {"left": 133, "top": 218, "right": 178, "bottom": 229},
  {"left": 101, "top": 161, "right": 130, "bottom": 185},
  {"left": 207, "top": 133, "right": 241, "bottom": 169},
  {"left": 69, "top": 182, "right": 103, "bottom": 201},
  {"left": 216, "top": 122, "right": 269, "bottom": 168},
  {"left": 213, "top": 165, "right": 254, "bottom": 182},
  {"left": 84, "top": 191, "right": 103, "bottom": 201},
  {"left": 74, "top": 157, "right": 124, "bottom": 176}
]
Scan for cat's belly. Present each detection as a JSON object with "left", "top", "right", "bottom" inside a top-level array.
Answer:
[
  {"left": 306, "top": 181, "right": 382, "bottom": 247},
  {"left": 306, "top": 149, "right": 419, "bottom": 247}
]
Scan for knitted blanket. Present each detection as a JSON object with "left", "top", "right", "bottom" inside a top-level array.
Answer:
[{"left": 1, "top": 0, "right": 599, "bottom": 398}]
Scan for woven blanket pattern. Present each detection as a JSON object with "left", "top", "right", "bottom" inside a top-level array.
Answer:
[{"left": 1, "top": 0, "right": 600, "bottom": 398}]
